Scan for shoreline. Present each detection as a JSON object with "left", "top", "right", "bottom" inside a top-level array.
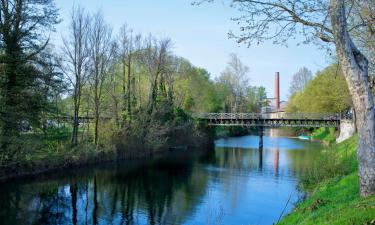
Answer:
[{"left": 0, "top": 141, "right": 214, "bottom": 183}]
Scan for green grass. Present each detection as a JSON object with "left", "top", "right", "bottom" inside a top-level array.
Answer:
[
  {"left": 312, "top": 127, "right": 336, "bottom": 144},
  {"left": 279, "top": 135, "right": 375, "bottom": 225},
  {"left": 280, "top": 173, "right": 375, "bottom": 225}
]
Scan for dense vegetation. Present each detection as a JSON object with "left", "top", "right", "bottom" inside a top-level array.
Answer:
[{"left": 0, "top": 2, "right": 267, "bottom": 177}]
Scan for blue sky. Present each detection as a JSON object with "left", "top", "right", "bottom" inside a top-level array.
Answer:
[{"left": 53, "top": 0, "right": 332, "bottom": 100}]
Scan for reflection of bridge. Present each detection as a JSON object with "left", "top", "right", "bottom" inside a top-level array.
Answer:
[{"left": 193, "top": 113, "right": 343, "bottom": 128}]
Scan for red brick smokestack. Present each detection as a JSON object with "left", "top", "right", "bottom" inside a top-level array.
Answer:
[{"left": 275, "top": 72, "right": 280, "bottom": 111}]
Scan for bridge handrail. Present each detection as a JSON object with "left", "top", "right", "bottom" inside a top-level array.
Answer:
[{"left": 192, "top": 112, "right": 343, "bottom": 120}]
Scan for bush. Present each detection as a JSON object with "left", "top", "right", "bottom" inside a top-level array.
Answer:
[
  {"left": 312, "top": 127, "right": 337, "bottom": 144},
  {"left": 299, "top": 135, "right": 357, "bottom": 191}
]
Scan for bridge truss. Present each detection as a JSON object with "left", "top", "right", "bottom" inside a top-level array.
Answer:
[{"left": 192, "top": 113, "right": 343, "bottom": 128}]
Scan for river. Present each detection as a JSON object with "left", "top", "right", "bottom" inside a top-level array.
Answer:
[{"left": 0, "top": 134, "right": 323, "bottom": 225}]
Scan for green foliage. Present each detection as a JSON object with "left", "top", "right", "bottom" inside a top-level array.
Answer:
[
  {"left": 0, "top": 0, "right": 61, "bottom": 160},
  {"left": 311, "top": 127, "right": 337, "bottom": 144},
  {"left": 174, "top": 59, "right": 221, "bottom": 112},
  {"left": 246, "top": 86, "right": 268, "bottom": 112},
  {"left": 0, "top": 7, "right": 267, "bottom": 175},
  {"left": 286, "top": 64, "right": 352, "bottom": 113},
  {"left": 299, "top": 135, "right": 358, "bottom": 190}
]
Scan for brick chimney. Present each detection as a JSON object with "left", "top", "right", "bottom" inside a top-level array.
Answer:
[{"left": 275, "top": 72, "right": 280, "bottom": 111}]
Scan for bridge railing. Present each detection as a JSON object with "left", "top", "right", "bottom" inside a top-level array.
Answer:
[{"left": 192, "top": 112, "right": 342, "bottom": 120}]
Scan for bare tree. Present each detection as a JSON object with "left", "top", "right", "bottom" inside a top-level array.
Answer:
[
  {"left": 61, "top": 6, "right": 90, "bottom": 146},
  {"left": 196, "top": 0, "right": 375, "bottom": 196},
  {"left": 288, "top": 67, "right": 313, "bottom": 97},
  {"left": 217, "top": 53, "right": 250, "bottom": 112},
  {"left": 88, "top": 11, "right": 114, "bottom": 145}
]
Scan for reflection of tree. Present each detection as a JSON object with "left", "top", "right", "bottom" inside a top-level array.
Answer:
[
  {"left": 212, "top": 147, "right": 260, "bottom": 171},
  {"left": 286, "top": 143, "right": 323, "bottom": 177},
  {"left": 70, "top": 183, "right": 77, "bottom": 225},
  {"left": 0, "top": 151, "right": 210, "bottom": 225},
  {"left": 93, "top": 176, "right": 98, "bottom": 225}
]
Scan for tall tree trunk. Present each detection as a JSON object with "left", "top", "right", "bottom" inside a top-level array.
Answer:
[
  {"left": 72, "top": 84, "right": 80, "bottom": 146},
  {"left": 127, "top": 55, "right": 132, "bottom": 121},
  {"left": 122, "top": 60, "right": 127, "bottom": 113},
  {"left": 94, "top": 94, "right": 99, "bottom": 146},
  {"left": 330, "top": 0, "right": 375, "bottom": 196}
]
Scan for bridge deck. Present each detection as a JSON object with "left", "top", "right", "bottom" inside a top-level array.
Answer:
[{"left": 193, "top": 113, "right": 342, "bottom": 128}]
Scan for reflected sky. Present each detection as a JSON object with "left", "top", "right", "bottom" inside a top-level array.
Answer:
[{"left": 0, "top": 135, "right": 323, "bottom": 225}]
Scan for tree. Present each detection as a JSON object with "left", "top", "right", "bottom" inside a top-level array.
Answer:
[
  {"left": 196, "top": 0, "right": 375, "bottom": 196},
  {"left": 61, "top": 6, "right": 90, "bottom": 146},
  {"left": 173, "top": 59, "right": 221, "bottom": 112},
  {"left": 118, "top": 25, "right": 141, "bottom": 123},
  {"left": 286, "top": 64, "right": 351, "bottom": 113},
  {"left": 350, "top": 0, "right": 375, "bottom": 79},
  {"left": 330, "top": 1, "right": 375, "bottom": 197},
  {"left": 247, "top": 86, "right": 267, "bottom": 113},
  {"left": 140, "top": 36, "right": 174, "bottom": 114},
  {"left": 288, "top": 67, "right": 313, "bottom": 97},
  {"left": 0, "top": 0, "right": 59, "bottom": 153},
  {"left": 217, "top": 53, "right": 250, "bottom": 112},
  {"left": 88, "top": 11, "right": 114, "bottom": 145},
  {"left": 38, "top": 47, "right": 66, "bottom": 134}
]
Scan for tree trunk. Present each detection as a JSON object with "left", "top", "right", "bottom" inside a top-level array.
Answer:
[
  {"left": 330, "top": 0, "right": 375, "bottom": 196},
  {"left": 94, "top": 95, "right": 99, "bottom": 146},
  {"left": 72, "top": 87, "right": 80, "bottom": 146},
  {"left": 122, "top": 60, "right": 127, "bottom": 114},
  {"left": 127, "top": 55, "right": 132, "bottom": 121}
]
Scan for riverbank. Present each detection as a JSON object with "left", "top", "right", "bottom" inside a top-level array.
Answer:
[
  {"left": 0, "top": 124, "right": 214, "bottom": 182},
  {"left": 279, "top": 135, "right": 375, "bottom": 225}
]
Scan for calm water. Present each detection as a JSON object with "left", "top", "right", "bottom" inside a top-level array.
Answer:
[{"left": 0, "top": 135, "right": 323, "bottom": 225}]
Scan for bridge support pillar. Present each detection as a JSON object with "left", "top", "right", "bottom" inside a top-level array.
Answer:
[
  {"left": 259, "top": 126, "right": 264, "bottom": 149},
  {"left": 259, "top": 147, "right": 263, "bottom": 170}
]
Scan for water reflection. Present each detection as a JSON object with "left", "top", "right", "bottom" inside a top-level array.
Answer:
[
  {"left": 274, "top": 148, "right": 279, "bottom": 176},
  {"left": 0, "top": 135, "right": 323, "bottom": 225},
  {"left": 259, "top": 148, "right": 263, "bottom": 170}
]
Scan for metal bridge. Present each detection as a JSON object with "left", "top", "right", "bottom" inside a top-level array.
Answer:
[
  {"left": 192, "top": 112, "right": 343, "bottom": 128},
  {"left": 55, "top": 112, "right": 345, "bottom": 128}
]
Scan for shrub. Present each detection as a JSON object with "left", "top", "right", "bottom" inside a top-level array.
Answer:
[{"left": 299, "top": 136, "right": 357, "bottom": 191}]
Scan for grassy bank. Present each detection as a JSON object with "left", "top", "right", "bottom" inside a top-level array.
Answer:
[
  {"left": 279, "top": 135, "right": 375, "bottom": 225},
  {"left": 311, "top": 127, "right": 337, "bottom": 144}
]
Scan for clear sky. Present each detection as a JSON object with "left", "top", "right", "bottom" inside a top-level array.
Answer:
[{"left": 53, "top": 0, "right": 332, "bottom": 100}]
